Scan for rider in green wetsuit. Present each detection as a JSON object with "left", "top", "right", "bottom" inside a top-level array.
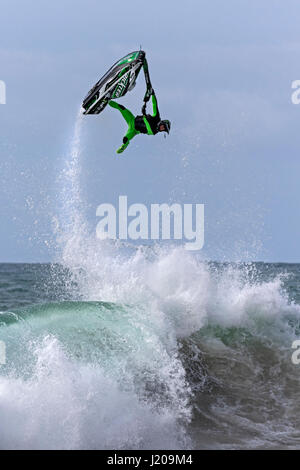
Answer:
[{"left": 109, "top": 91, "right": 171, "bottom": 154}]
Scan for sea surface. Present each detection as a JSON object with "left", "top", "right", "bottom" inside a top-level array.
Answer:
[{"left": 0, "top": 258, "right": 300, "bottom": 450}]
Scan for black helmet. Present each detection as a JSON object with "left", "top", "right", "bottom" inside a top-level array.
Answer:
[{"left": 157, "top": 120, "right": 171, "bottom": 134}]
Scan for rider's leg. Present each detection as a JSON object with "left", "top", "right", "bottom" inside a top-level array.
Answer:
[
  {"left": 109, "top": 101, "right": 140, "bottom": 154},
  {"left": 109, "top": 101, "right": 136, "bottom": 127}
]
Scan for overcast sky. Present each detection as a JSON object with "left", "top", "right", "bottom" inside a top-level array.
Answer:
[{"left": 0, "top": 0, "right": 300, "bottom": 262}]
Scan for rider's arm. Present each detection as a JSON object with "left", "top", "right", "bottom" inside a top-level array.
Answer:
[
  {"left": 151, "top": 93, "right": 159, "bottom": 117},
  {"left": 142, "top": 92, "right": 160, "bottom": 135}
]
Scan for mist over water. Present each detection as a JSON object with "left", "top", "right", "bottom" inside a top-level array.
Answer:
[{"left": 1, "top": 113, "right": 300, "bottom": 449}]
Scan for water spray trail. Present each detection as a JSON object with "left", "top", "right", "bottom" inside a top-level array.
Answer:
[
  {"left": 55, "top": 108, "right": 87, "bottom": 259},
  {"left": 63, "top": 108, "right": 84, "bottom": 231}
]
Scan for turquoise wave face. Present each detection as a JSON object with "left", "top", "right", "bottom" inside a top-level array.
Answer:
[
  {"left": 0, "top": 299, "right": 186, "bottom": 392},
  {"left": 0, "top": 299, "right": 192, "bottom": 449}
]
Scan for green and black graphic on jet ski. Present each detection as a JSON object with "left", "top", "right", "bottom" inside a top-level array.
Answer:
[{"left": 82, "top": 50, "right": 149, "bottom": 115}]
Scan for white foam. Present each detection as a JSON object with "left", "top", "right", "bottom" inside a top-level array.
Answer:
[{"left": 0, "top": 335, "right": 189, "bottom": 449}]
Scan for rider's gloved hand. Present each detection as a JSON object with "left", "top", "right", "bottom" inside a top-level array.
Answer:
[{"left": 117, "top": 138, "right": 129, "bottom": 154}]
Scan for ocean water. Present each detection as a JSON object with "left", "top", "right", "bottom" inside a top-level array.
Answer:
[
  {"left": 1, "top": 111, "right": 300, "bottom": 450},
  {"left": 0, "top": 258, "right": 300, "bottom": 450}
]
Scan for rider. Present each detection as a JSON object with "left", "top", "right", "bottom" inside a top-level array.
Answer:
[{"left": 109, "top": 89, "right": 171, "bottom": 154}]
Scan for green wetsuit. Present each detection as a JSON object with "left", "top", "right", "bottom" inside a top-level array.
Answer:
[{"left": 109, "top": 93, "right": 160, "bottom": 154}]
